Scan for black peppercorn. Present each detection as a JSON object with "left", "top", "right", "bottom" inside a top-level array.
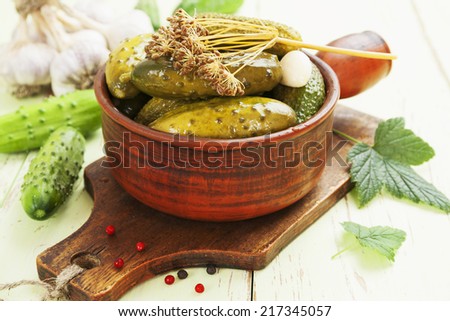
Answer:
[
  {"left": 177, "top": 269, "right": 188, "bottom": 279},
  {"left": 206, "top": 264, "right": 217, "bottom": 275}
]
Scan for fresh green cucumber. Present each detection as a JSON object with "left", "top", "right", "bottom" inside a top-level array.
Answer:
[
  {"left": 21, "top": 126, "right": 85, "bottom": 220},
  {"left": 271, "top": 64, "right": 326, "bottom": 123},
  {"left": 0, "top": 89, "right": 101, "bottom": 153}
]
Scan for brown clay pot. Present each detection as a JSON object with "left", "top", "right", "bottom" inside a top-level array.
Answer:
[{"left": 94, "top": 54, "right": 340, "bottom": 222}]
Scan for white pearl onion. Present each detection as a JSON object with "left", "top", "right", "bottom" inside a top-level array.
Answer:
[{"left": 280, "top": 50, "right": 312, "bottom": 88}]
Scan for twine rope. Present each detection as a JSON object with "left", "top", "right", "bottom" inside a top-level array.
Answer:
[{"left": 0, "top": 264, "right": 84, "bottom": 301}]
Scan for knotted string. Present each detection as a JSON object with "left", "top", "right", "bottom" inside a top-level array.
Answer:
[{"left": 0, "top": 264, "right": 84, "bottom": 301}]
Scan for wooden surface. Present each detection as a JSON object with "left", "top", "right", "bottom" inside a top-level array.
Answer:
[
  {"left": 35, "top": 105, "right": 374, "bottom": 300},
  {"left": 1, "top": 0, "right": 450, "bottom": 301}
]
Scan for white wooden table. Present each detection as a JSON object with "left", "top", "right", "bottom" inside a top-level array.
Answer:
[{"left": 1, "top": 0, "right": 449, "bottom": 301}]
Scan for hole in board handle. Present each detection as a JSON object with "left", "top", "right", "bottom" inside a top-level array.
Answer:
[{"left": 70, "top": 252, "right": 101, "bottom": 270}]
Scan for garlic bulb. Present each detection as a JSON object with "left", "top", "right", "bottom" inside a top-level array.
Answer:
[
  {"left": 50, "top": 42, "right": 109, "bottom": 96},
  {"left": 73, "top": 0, "right": 117, "bottom": 24},
  {"left": 3, "top": 0, "right": 153, "bottom": 98},
  {"left": 70, "top": 29, "right": 107, "bottom": 48},
  {"left": 58, "top": 5, "right": 152, "bottom": 50},
  {"left": 104, "top": 10, "right": 153, "bottom": 49},
  {"left": 0, "top": 42, "right": 57, "bottom": 97},
  {"left": 12, "top": 43, "right": 57, "bottom": 85},
  {"left": 11, "top": 18, "right": 46, "bottom": 43}
]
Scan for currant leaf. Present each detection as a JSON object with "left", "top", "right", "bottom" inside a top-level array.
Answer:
[
  {"left": 347, "top": 143, "right": 385, "bottom": 207},
  {"left": 345, "top": 118, "right": 450, "bottom": 213},
  {"left": 341, "top": 222, "right": 406, "bottom": 262},
  {"left": 373, "top": 117, "right": 435, "bottom": 165},
  {"left": 382, "top": 159, "right": 450, "bottom": 212}
]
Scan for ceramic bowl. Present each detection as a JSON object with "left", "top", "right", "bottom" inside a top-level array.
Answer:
[{"left": 94, "top": 54, "right": 340, "bottom": 222}]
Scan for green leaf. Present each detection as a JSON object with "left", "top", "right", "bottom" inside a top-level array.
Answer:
[
  {"left": 347, "top": 143, "right": 385, "bottom": 206},
  {"left": 374, "top": 117, "right": 435, "bottom": 165},
  {"left": 345, "top": 118, "right": 450, "bottom": 212},
  {"left": 177, "top": 0, "right": 245, "bottom": 16},
  {"left": 382, "top": 160, "right": 450, "bottom": 212},
  {"left": 341, "top": 222, "right": 406, "bottom": 262}
]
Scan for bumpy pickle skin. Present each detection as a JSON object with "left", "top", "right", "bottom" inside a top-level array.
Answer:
[
  {"left": 131, "top": 52, "right": 282, "bottom": 99},
  {"left": 105, "top": 34, "right": 152, "bottom": 99},
  {"left": 149, "top": 96, "right": 298, "bottom": 139},
  {"left": 271, "top": 64, "right": 326, "bottom": 123},
  {"left": 135, "top": 97, "right": 183, "bottom": 125},
  {"left": 197, "top": 12, "right": 302, "bottom": 57},
  {"left": 20, "top": 126, "right": 85, "bottom": 220}
]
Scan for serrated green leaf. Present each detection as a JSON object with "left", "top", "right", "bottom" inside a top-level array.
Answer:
[
  {"left": 345, "top": 117, "right": 449, "bottom": 212},
  {"left": 374, "top": 117, "right": 435, "bottom": 165},
  {"left": 347, "top": 143, "right": 385, "bottom": 206},
  {"left": 341, "top": 222, "right": 406, "bottom": 262},
  {"left": 382, "top": 159, "right": 450, "bottom": 213}
]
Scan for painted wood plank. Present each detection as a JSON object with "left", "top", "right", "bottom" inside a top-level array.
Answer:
[
  {"left": 253, "top": 0, "right": 450, "bottom": 300},
  {"left": 0, "top": 0, "right": 254, "bottom": 301},
  {"left": 1, "top": 0, "right": 449, "bottom": 301}
]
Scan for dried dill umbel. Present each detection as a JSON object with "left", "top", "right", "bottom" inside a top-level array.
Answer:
[
  {"left": 145, "top": 9, "right": 245, "bottom": 96},
  {"left": 145, "top": 9, "right": 397, "bottom": 97}
]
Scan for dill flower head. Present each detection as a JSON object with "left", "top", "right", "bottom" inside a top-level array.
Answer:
[
  {"left": 144, "top": 9, "right": 395, "bottom": 97},
  {"left": 145, "top": 9, "right": 246, "bottom": 96}
]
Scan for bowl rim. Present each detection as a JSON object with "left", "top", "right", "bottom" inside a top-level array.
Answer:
[{"left": 94, "top": 53, "right": 340, "bottom": 150}]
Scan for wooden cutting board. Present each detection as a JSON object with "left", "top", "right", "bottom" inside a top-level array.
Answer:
[{"left": 36, "top": 105, "right": 379, "bottom": 300}]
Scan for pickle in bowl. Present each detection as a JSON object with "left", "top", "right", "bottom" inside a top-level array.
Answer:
[
  {"left": 131, "top": 52, "right": 282, "bottom": 99},
  {"left": 105, "top": 9, "right": 329, "bottom": 139},
  {"left": 149, "top": 97, "right": 298, "bottom": 139}
]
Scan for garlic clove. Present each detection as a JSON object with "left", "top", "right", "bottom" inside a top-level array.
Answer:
[
  {"left": 69, "top": 29, "right": 108, "bottom": 48},
  {"left": 10, "top": 43, "right": 57, "bottom": 85},
  {"left": 279, "top": 50, "right": 313, "bottom": 88},
  {"left": 105, "top": 9, "right": 153, "bottom": 50},
  {"left": 50, "top": 42, "right": 109, "bottom": 96},
  {"left": 11, "top": 18, "right": 46, "bottom": 43},
  {"left": 0, "top": 42, "right": 56, "bottom": 97}
]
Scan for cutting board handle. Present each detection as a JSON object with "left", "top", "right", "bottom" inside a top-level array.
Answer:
[{"left": 316, "top": 31, "right": 392, "bottom": 99}]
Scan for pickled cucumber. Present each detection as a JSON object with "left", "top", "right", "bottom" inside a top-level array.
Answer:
[
  {"left": 135, "top": 97, "right": 183, "bottom": 125},
  {"left": 131, "top": 52, "right": 282, "bottom": 99},
  {"left": 271, "top": 64, "right": 325, "bottom": 123},
  {"left": 150, "top": 97, "right": 297, "bottom": 139},
  {"left": 105, "top": 34, "right": 152, "bottom": 99},
  {"left": 197, "top": 13, "right": 302, "bottom": 57},
  {"left": 111, "top": 93, "right": 151, "bottom": 119}
]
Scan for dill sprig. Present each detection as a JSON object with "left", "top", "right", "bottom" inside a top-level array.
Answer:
[
  {"left": 145, "top": 9, "right": 396, "bottom": 97},
  {"left": 145, "top": 9, "right": 245, "bottom": 96}
]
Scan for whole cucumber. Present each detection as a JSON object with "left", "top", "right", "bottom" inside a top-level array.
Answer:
[
  {"left": 271, "top": 64, "right": 326, "bottom": 123},
  {"left": 21, "top": 126, "right": 85, "bottom": 220},
  {"left": 134, "top": 97, "right": 182, "bottom": 125},
  {"left": 0, "top": 90, "right": 100, "bottom": 153},
  {"left": 150, "top": 96, "right": 298, "bottom": 139},
  {"left": 105, "top": 34, "right": 152, "bottom": 99},
  {"left": 197, "top": 12, "right": 302, "bottom": 57},
  {"left": 131, "top": 52, "right": 282, "bottom": 99}
]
